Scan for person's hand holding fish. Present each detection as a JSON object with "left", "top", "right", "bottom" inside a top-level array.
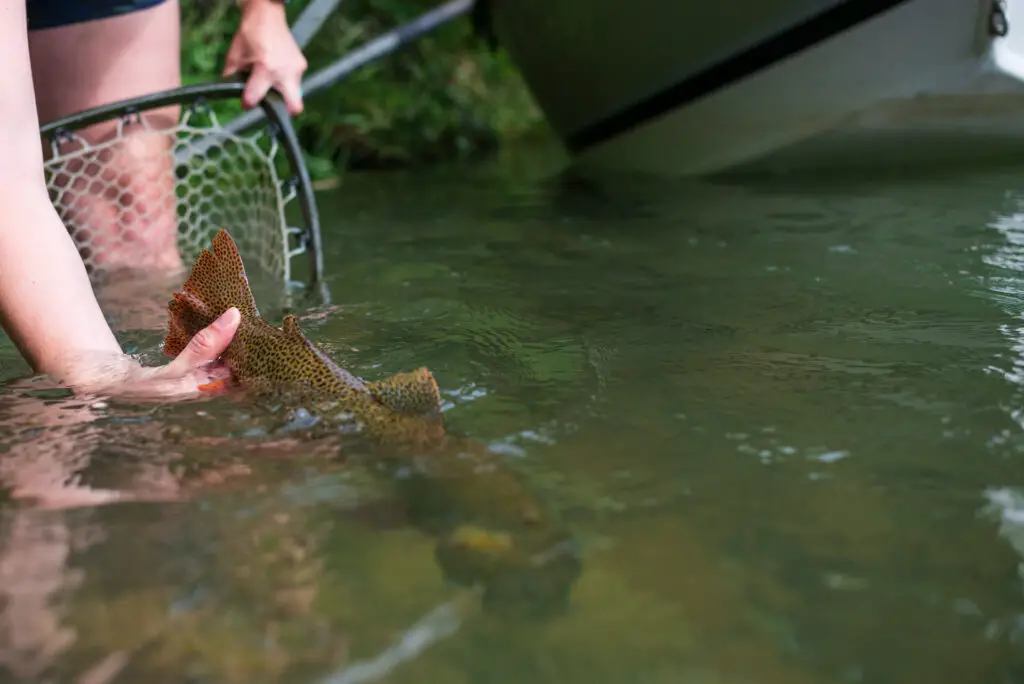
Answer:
[{"left": 56, "top": 307, "right": 242, "bottom": 403}]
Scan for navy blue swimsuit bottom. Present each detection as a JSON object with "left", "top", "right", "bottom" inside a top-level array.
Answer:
[{"left": 26, "top": 0, "right": 169, "bottom": 30}]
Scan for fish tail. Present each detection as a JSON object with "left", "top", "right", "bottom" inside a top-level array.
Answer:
[{"left": 163, "top": 229, "right": 259, "bottom": 357}]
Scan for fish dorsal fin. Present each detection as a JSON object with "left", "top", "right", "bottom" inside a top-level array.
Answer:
[
  {"left": 163, "top": 228, "right": 259, "bottom": 357},
  {"left": 182, "top": 229, "right": 259, "bottom": 319},
  {"left": 282, "top": 314, "right": 304, "bottom": 338},
  {"left": 367, "top": 367, "right": 443, "bottom": 415}
]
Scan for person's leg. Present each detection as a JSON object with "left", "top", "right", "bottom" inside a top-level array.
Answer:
[{"left": 28, "top": 0, "right": 184, "bottom": 277}]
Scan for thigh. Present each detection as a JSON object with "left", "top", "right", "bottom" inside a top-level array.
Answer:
[
  {"left": 28, "top": 0, "right": 186, "bottom": 277},
  {"left": 28, "top": 0, "right": 182, "bottom": 139}
]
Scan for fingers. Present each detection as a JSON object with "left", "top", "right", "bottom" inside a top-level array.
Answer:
[
  {"left": 278, "top": 74, "right": 304, "bottom": 116},
  {"left": 170, "top": 307, "right": 241, "bottom": 372},
  {"left": 242, "top": 62, "right": 306, "bottom": 114},
  {"left": 222, "top": 36, "right": 245, "bottom": 77},
  {"left": 242, "top": 63, "right": 275, "bottom": 110}
]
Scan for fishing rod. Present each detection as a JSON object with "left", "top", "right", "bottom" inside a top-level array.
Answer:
[
  {"left": 291, "top": 0, "right": 345, "bottom": 49},
  {"left": 294, "top": 0, "right": 473, "bottom": 104}
]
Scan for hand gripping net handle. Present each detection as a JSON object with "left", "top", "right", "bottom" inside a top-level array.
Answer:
[{"left": 39, "top": 79, "right": 324, "bottom": 291}]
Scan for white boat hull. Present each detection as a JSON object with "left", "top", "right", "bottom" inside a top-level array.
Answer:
[{"left": 486, "top": 0, "right": 1024, "bottom": 177}]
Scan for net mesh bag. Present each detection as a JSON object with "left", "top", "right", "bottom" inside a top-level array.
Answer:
[{"left": 40, "top": 85, "right": 322, "bottom": 291}]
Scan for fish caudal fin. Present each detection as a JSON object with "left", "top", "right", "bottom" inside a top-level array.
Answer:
[
  {"left": 163, "top": 229, "right": 259, "bottom": 357},
  {"left": 367, "top": 367, "right": 443, "bottom": 415}
]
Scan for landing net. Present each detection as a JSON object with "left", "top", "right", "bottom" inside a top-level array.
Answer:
[{"left": 39, "top": 82, "right": 323, "bottom": 290}]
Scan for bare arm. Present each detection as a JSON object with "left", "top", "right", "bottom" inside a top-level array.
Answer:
[
  {"left": 0, "top": 0, "right": 239, "bottom": 398},
  {"left": 0, "top": 0, "right": 123, "bottom": 383}
]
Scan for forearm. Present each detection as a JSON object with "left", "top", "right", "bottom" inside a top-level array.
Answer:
[
  {"left": 0, "top": 1, "right": 239, "bottom": 403},
  {"left": 0, "top": 0, "right": 124, "bottom": 386},
  {"left": 237, "top": 0, "right": 286, "bottom": 20},
  {"left": 0, "top": 181, "right": 123, "bottom": 383}
]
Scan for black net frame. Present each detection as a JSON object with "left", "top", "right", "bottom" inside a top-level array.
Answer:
[{"left": 38, "top": 79, "right": 324, "bottom": 292}]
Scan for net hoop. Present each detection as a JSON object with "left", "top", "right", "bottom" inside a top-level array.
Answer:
[{"left": 39, "top": 79, "right": 325, "bottom": 293}]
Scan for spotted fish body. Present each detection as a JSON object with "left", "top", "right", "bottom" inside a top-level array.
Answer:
[
  {"left": 164, "top": 230, "right": 581, "bottom": 616},
  {"left": 163, "top": 229, "right": 445, "bottom": 447}
]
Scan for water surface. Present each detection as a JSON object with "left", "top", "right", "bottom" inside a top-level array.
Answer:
[{"left": 2, "top": 154, "right": 1024, "bottom": 683}]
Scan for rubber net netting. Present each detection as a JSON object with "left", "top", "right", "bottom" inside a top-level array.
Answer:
[{"left": 42, "top": 101, "right": 309, "bottom": 287}]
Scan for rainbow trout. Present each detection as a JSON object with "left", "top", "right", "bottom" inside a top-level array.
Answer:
[{"left": 164, "top": 229, "right": 581, "bottom": 617}]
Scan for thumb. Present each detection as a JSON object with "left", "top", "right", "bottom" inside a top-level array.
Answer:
[
  {"left": 222, "top": 38, "right": 246, "bottom": 77},
  {"left": 172, "top": 307, "right": 241, "bottom": 371},
  {"left": 242, "top": 63, "right": 274, "bottom": 109},
  {"left": 223, "top": 54, "right": 243, "bottom": 78}
]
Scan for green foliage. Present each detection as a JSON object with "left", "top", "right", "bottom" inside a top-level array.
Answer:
[{"left": 180, "top": 0, "right": 544, "bottom": 179}]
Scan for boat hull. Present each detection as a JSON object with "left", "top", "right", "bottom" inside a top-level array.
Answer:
[{"left": 487, "top": 0, "right": 1024, "bottom": 176}]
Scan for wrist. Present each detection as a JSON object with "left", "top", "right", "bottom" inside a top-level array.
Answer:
[
  {"left": 53, "top": 351, "right": 141, "bottom": 396},
  {"left": 237, "top": 0, "right": 288, "bottom": 15}
]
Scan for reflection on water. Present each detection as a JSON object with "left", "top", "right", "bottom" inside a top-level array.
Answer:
[{"left": 8, "top": 155, "right": 1024, "bottom": 681}]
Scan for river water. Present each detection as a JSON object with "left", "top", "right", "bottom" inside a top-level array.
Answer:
[{"left": 1, "top": 150, "right": 1024, "bottom": 683}]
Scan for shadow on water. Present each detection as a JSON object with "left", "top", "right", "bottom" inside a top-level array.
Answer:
[{"left": 8, "top": 146, "right": 1024, "bottom": 682}]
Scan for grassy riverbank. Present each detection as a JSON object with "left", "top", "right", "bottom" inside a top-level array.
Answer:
[{"left": 180, "top": 0, "right": 544, "bottom": 179}]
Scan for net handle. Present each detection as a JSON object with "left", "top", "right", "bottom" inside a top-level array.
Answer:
[{"left": 39, "top": 77, "right": 325, "bottom": 289}]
